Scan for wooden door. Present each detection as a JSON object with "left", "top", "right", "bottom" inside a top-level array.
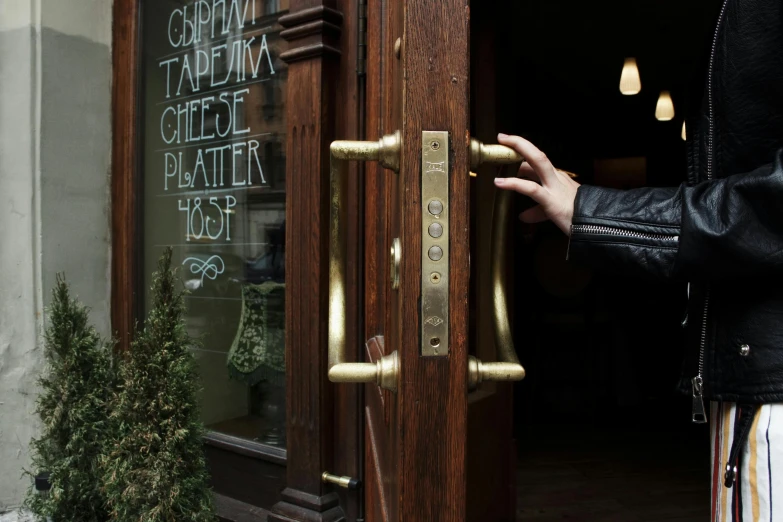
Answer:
[
  {"left": 358, "top": 2, "right": 517, "bottom": 521},
  {"left": 361, "top": 1, "right": 470, "bottom": 520}
]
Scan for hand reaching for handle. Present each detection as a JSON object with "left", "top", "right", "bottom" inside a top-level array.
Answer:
[{"left": 493, "top": 133, "right": 580, "bottom": 236}]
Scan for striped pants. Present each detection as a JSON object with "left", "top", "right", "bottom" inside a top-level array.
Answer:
[{"left": 711, "top": 402, "right": 783, "bottom": 521}]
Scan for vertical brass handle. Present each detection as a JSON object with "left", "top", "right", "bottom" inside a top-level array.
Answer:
[
  {"left": 468, "top": 139, "right": 526, "bottom": 389},
  {"left": 329, "top": 132, "right": 401, "bottom": 392}
]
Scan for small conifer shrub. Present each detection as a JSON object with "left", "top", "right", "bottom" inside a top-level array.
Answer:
[
  {"left": 25, "top": 275, "right": 113, "bottom": 521},
  {"left": 103, "top": 248, "right": 215, "bottom": 522}
]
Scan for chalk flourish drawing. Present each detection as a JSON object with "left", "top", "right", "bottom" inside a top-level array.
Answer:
[{"left": 183, "top": 255, "right": 225, "bottom": 285}]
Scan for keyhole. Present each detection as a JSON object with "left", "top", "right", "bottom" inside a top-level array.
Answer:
[
  {"left": 430, "top": 337, "right": 440, "bottom": 348},
  {"left": 430, "top": 141, "right": 440, "bottom": 151}
]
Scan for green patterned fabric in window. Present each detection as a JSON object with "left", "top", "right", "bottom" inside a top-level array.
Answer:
[{"left": 227, "top": 281, "right": 285, "bottom": 385}]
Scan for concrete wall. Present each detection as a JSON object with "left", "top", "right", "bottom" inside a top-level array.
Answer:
[{"left": 0, "top": 0, "right": 112, "bottom": 511}]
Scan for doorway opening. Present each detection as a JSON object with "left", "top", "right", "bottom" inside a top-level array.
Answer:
[{"left": 471, "top": 1, "right": 721, "bottom": 519}]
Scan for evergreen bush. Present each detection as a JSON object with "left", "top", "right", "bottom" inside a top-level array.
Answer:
[
  {"left": 103, "top": 248, "right": 215, "bottom": 522},
  {"left": 24, "top": 275, "right": 113, "bottom": 522}
]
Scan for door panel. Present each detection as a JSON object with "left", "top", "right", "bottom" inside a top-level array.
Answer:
[
  {"left": 349, "top": 1, "right": 522, "bottom": 520},
  {"left": 361, "top": 0, "right": 471, "bottom": 519}
]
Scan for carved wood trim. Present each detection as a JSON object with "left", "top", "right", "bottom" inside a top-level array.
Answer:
[
  {"left": 279, "top": 489, "right": 341, "bottom": 511},
  {"left": 280, "top": 61, "right": 334, "bottom": 493},
  {"left": 269, "top": 490, "right": 345, "bottom": 522},
  {"left": 280, "top": 44, "right": 341, "bottom": 64},
  {"left": 279, "top": 5, "right": 343, "bottom": 64},
  {"left": 272, "top": 0, "right": 360, "bottom": 520},
  {"left": 280, "top": 20, "right": 342, "bottom": 41},
  {"left": 279, "top": 6, "right": 344, "bottom": 28}
]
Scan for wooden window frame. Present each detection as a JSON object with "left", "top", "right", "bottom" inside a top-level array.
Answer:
[
  {"left": 112, "top": 0, "right": 362, "bottom": 519},
  {"left": 110, "top": 1, "right": 289, "bottom": 517},
  {"left": 111, "top": 0, "right": 141, "bottom": 352},
  {"left": 111, "top": 0, "right": 292, "bottom": 459}
]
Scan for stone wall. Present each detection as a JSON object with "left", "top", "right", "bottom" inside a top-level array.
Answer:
[{"left": 0, "top": 0, "right": 112, "bottom": 511}]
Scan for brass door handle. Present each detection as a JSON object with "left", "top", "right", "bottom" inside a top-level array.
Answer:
[
  {"left": 469, "top": 138, "right": 524, "bottom": 170},
  {"left": 329, "top": 133, "right": 401, "bottom": 392},
  {"left": 468, "top": 139, "right": 526, "bottom": 389}
]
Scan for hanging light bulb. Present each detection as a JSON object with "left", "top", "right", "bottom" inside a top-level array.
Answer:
[
  {"left": 656, "top": 91, "right": 675, "bottom": 121},
  {"left": 681, "top": 121, "right": 687, "bottom": 141},
  {"left": 619, "top": 58, "right": 642, "bottom": 95}
]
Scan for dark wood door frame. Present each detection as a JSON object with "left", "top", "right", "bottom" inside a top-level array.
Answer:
[
  {"left": 362, "top": 0, "right": 402, "bottom": 519},
  {"left": 111, "top": 0, "right": 364, "bottom": 520}
]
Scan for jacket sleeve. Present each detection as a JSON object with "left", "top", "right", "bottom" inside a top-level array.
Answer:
[{"left": 567, "top": 149, "right": 783, "bottom": 281}]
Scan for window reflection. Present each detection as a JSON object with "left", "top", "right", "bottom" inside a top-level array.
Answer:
[{"left": 142, "top": 0, "right": 289, "bottom": 447}]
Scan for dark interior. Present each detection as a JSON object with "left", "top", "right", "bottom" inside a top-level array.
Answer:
[{"left": 472, "top": 1, "right": 723, "bottom": 519}]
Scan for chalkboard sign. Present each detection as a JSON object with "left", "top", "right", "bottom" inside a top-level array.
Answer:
[{"left": 141, "top": 0, "right": 289, "bottom": 447}]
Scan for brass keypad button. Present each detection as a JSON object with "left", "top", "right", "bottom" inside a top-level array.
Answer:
[
  {"left": 428, "top": 246, "right": 443, "bottom": 261},
  {"left": 428, "top": 222, "right": 443, "bottom": 238},
  {"left": 428, "top": 200, "right": 443, "bottom": 216}
]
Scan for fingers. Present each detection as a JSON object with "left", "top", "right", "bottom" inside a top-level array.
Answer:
[
  {"left": 498, "top": 133, "right": 557, "bottom": 184},
  {"left": 518, "top": 162, "right": 538, "bottom": 180},
  {"left": 520, "top": 205, "right": 549, "bottom": 223},
  {"left": 494, "top": 177, "right": 547, "bottom": 203}
]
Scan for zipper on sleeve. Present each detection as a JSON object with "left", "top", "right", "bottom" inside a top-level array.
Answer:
[
  {"left": 567, "top": 225, "right": 679, "bottom": 260},
  {"left": 570, "top": 225, "right": 679, "bottom": 242}
]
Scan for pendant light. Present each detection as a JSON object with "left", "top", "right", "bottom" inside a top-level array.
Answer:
[
  {"left": 655, "top": 91, "right": 675, "bottom": 121},
  {"left": 681, "top": 121, "right": 687, "bottom": 141},
  {"left": 619, "top": 58, "right": 641, "bottom": 95}
]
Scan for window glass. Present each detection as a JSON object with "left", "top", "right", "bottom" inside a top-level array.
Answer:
[{"left": 141, "top": 0, "right": 289, "bottom": 447}]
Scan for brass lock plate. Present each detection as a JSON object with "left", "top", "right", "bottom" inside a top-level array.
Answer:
[{"left": 421, "top": 131, "right": 449, "bottom": 357}]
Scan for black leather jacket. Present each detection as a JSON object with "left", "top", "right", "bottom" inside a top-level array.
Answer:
[{"left": 568, "top": 0, "right": 783, "bottom": 409}]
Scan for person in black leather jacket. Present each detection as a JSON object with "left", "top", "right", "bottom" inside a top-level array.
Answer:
[{"left": 494, "top": 0, "right": 783, "bottom": 518}]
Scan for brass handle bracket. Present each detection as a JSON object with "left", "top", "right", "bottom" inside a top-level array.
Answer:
[
  {"left": 329, "top": 132, "right": 401, "bottom": 392},
  {"left": 470, "top": 138, "right": 523, "bottom": 170},
  {"left": 468, "top": 357, "right": 526, "bottom": 389},
  {"left": 329, "top": 351, "right": 399, "bottom": 393}
]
